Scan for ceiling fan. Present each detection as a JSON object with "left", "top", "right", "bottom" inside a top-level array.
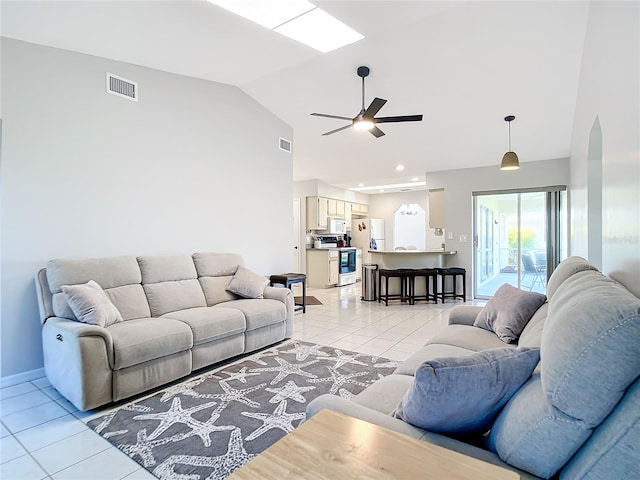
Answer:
[{"left": 311, "top": 66, "right": 423, "bottom": 138}]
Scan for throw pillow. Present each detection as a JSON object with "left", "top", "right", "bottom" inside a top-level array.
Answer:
[
  {"left": 226, "top": 266, "right": 269, "bottom": 299},
  {"left": 62, "top": 280, "right": 123, "bottom": 327},
  {"left": 393, "top": 347, "right": 540, "bottom": 434},
  {"left": 473, "top": 283, "right": 546, "bottom": 343}
]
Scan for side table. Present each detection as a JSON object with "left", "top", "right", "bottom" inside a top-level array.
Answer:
[{"left": 269, "top": 273, "right": 306, "bottom": 313}]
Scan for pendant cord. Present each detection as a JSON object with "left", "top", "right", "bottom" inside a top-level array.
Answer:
[
  {"left": 508, "top": 121, "right": 511, "bottom": 151},
  {"left": 361, "top": 76, "right": 365, "bottom": 112}
]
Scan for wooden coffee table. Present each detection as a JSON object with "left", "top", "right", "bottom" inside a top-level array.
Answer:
[{"left": 229, "top": 409, "right": 519, "bottom": 479}]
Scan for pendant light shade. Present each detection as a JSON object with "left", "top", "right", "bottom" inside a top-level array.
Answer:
[{"left": 500, "top": 115, "right": 520, "bottom": 171}]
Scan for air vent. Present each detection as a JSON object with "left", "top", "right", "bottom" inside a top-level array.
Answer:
[
  {"left": 106, "top": 72, "right": 138, "bottom": 102},
  {"left": 279, "top": 137, "right": 292, "bottom": 153}
]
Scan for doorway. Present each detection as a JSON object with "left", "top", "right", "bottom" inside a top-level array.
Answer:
[{"left": 473, "top": 187, "right": 567, "bottom": 299}]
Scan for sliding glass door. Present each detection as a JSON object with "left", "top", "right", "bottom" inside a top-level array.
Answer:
[{"left": 473, "top": 187, "right": 566, "bottom": 299}]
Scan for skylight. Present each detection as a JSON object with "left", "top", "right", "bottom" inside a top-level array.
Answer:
[{"left": 209, "top": 0, "right": 364, "bottom": 53}]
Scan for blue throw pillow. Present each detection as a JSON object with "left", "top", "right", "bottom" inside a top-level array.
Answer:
[{"left": 393, "top": 347, "right": 540, "bottom": 434}]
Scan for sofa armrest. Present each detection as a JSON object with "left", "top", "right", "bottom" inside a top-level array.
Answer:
[
  {"left": 263, "top": 286, "right": 295, "bottom": 338},
  {"left": 448, "top": 306, "right": 483, "bottom": 326},
  {"left": 263, "top": 285, "right": 290, "bottom": 304},
  {"left": 42, "top": 317, "right": 114, "bottom": 411},
  {"left": 306, "top": 394, "right": 538, "bottom": 479}
]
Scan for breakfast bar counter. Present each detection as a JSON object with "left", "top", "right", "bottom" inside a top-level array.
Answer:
[{"left": 369, "top": 249, "right": 457, "bottom": 269}]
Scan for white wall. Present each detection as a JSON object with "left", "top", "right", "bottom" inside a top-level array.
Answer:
[
  {"left": 569, "top": 1, "right": 640, "bottom": 297},
  {"left": 425, "top": 158, "right": 570, "bottom": 297},
  {"left": 1, "top": 39, "right": 293, "bottom": 378}
]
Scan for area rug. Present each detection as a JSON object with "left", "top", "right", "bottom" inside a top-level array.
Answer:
[
  {"left": 87, "top": 340, "right": 399, "bottom": 480},
  {"left": 295, "top": 295, "right": 322, "bottom": 305}
]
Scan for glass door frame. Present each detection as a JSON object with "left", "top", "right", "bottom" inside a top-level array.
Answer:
[{"left": 472, "top": 186, "right": 567, "bottom": 300}]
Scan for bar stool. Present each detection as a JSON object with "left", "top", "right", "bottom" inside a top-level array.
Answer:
[
  {"left": 269, "top": 273, "right": 306, "bottom": 313},
  {"left": 378, "top": 269, "right": 412, "bottom": 306},
  {"left": 435, "top": 267, "right": 466, "bottom": 303},
  {"left": 410, "top": 268, "right": 438, "bottom": 304}
]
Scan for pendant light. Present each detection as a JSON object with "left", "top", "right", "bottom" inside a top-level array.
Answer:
[{"left": 500, "top": 115, "right": 520, "bottom": 171}]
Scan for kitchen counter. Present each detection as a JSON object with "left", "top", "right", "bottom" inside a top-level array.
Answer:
[{"left": 368, "top": 249, "right": 457, "bottom": 269}]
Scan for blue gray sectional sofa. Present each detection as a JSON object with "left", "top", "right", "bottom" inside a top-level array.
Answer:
[
  {"left": 307, "top": 256, "right": 640, "bottom": 479},
  {"left": 35, "top": 253, "right": 294, "bottom": 411}
]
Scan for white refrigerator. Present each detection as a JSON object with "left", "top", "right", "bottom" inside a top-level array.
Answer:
[{"left": 351, "top": 218, "right": 385, "bottom": 264}]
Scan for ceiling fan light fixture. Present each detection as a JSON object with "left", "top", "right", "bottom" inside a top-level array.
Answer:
[
  {"left": 353, "top": 117, "right": 374, "bottom": 131},
  {"left": 500, "top": 115, "right": 520, "bottom": 171}
]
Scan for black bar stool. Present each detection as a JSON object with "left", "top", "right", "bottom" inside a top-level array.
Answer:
[
  {"left": 269, "top": 273, "right": 306, "bottom": 313},
  {"left": 435, "top": 267, "right": 466, "bottom": 303},
  {"left": 410, "top": 268, "right": 438, "bottom": 304},
  {"left": 378, "top": 269, "right": 412, "bottom": 306}
]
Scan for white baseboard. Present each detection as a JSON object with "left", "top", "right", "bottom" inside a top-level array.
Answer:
[{"left": 1, "top": 368, "right": 46, "bottom": 388}]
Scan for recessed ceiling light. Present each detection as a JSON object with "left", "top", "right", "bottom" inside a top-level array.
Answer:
[
  {"left": 379, "top": 189, "right": 385, "bottom": 192},
  {"left": 396, "top": 165, "right": 405, "bottom": 171},
  {"left": 358, "top": 183, "right": 364, "bottom": 187},
  {"left": 210, "top": 0, "right": 364, "bottom": 53},
  {"left": 411, "top": 177, "right": 419, "bottom": 181}
]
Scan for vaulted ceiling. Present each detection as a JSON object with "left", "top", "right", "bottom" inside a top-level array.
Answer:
[{"left": 2, "top": 1, "right": 590, "bottom": 191}]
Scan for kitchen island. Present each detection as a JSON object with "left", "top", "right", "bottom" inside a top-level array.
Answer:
[{"left": 368, "top": 249, "right": 457, "bottom": 269}]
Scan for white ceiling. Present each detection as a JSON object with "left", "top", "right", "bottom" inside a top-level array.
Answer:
[{"left": 2, "top": 1, "right": 590, "bottom": 192}]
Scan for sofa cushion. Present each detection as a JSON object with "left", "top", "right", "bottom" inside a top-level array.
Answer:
[
  {"left": 62, "top": 280, "right": 123, "bottom": 327},
  {"left": 226, "top": 266, "right": 269, "bottom": 299},
  {"left": 428, "top": 324, "right": 515, "bottom": 352},
  {"left": 192, "top": 252, "right": 244, "bottom": 277},
  {"left": 161, "top": 307, "right": 246, "bottom": 345},
  {"left": 143, "top": 279, "right": 207, "bottom": 317},
  {"left": 47, "top": 256, "right": 142, "bottom": 293},
  {"left": 546, "top": 255, "right": 597, "bottom": 301},
  {"left": 560, "top": 378, "right": 640, "bottom": 480},
  {"left": 473, "top": 283, "right": 546, "bottom": 343},
  {"left": 542, "top": 269, "right": 640, "bottom": 427},
  {"left": 393, "top": 347, "right": 540, "bottom": 434},
  {"left": 199, "top": 276, "right": 239, "bottom": 306},
  {"left": 216, "top": 299, "right": 285, "bottom": 331},
  {"left": 393, "top": 344, "right": 477, "bottom": 376},
  {"left": 48, "top": 256, "right": 144, "bottom": 320},
  {"left": 517, "top": 302, "right": 548, "bottom": 349},
  {"left": 137, "top": 254, "right": 198, "bottom": 284},
  {"left": 488, "top": 374, "right": 592, "bottom": 478},
  {"left": 107, "top": 318, "right": 193, "bottom": 370},
  {"left": 104, "top": 284, "right": 151, "bottom": 321},
  {"left": 354, "top": 374, "right": 414, "bottom": 414}
]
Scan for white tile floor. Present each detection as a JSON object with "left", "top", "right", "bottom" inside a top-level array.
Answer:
[{"left": 1, "top": 283, "right": 473, "bottom": 479}]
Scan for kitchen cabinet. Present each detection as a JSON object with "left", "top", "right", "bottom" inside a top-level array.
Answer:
[
  {"left": 336, "top": 200, "right": 345, "bottom": 218},
  {"left": 352, "top": 203, "right": 369, "bottom": 216},
  {"left": 327, "top": 198, "right": 338, "bottom": 217},
  {"left": 344, "top": 202, "right": 352, "bottom": 230},
  {"left": 307, "top": 196, "right": 328, "bottom": 230},
  {"left": 306, "top": 249, "right": 339, "bottom": 287},
  {"left": 356, "top": 248, "right": 362, "bottom": 281}
]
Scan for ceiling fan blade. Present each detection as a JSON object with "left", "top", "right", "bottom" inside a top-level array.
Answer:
[
  {"left": 311, "top": 113, "right": 353, "bottom": 121},
  {"left": 322, "top": 124, "right": 352, "bottom": 136},
  {"left": 370, "top": 126, "right": 385, "bottom": 138},
  {"left": 374, "top": 114, "right": 423, "bottom": 124},
  {"left": 364, "top": 97, "right": 387, "bottom": 118}
]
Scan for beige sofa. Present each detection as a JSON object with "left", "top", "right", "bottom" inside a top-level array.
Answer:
[
  {"left": 307, "top": 256, "right": 640, "bottom": 479},
  {"left": 35, "top": 253, "right": 294, "bottom": 411}
]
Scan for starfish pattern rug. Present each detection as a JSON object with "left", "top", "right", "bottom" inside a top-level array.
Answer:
[{"left": 87, "top": 340, "right": 400, "bottom": 480}]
